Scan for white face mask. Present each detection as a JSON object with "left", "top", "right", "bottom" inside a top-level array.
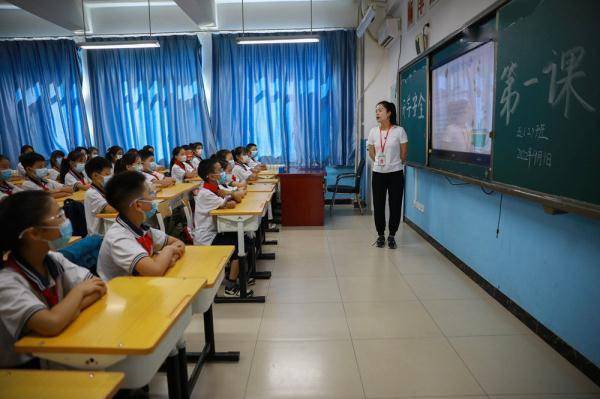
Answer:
[
  {"left": 178, "top": 155, "right": 187, "bottom": 162},
  {"left": 242, "top": 155, "right": 250, "bottom": 163},
  {"left": 196, "top": 149, "right": 203, "bottom": 157}
]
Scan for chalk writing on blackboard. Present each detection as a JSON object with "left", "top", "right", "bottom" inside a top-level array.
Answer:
[
  {"left": 516, "top": 147, "right": 552, "bottom": 168},
  {"left": 500, "top": 46, "right": 596, "bottom": 123},
  {"left": 401, "top": 91, "right": 426, "bottom": 120},
  {"left": 516, "top": 124, "right": 548, "bottom": 141},
  {"left": 541, "top": 46, "right": 596, "bottom": 119},
  {"left": 500, "top": 62, "right": 520, "bottom": 126}
]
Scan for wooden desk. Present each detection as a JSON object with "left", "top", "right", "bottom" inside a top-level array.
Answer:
[
  {"left": 0, "top": 370, "right": 124, "bottom": 399},
  {"left": 155, "top": 182, "right": 200, "bottom": 200},
  {"left": 15, "top": 277, "right": 205, "bottom": 393},
  {"left": 247, "top": 183, "right": 276, "bottom": 192},
  {"left": 251, "top": 178, "right": 278, "bottom": 184},
  {"left": 258, "top": 170, "right": 278, "bottom": 178},
  {"left": 56, "top": 190, "right": 87, "bottom": 207},
  {"left": 209, "top": 198, "right": 268, "bottom": 302},
  {"left": 184, "top": 177, "right": 203, "bottom": 183},
  {"left": 165, "top": 245, "right": 240, "bottom": 386},
  {"left": 279, "top": 168, "right": 325, "bottom": 226}
]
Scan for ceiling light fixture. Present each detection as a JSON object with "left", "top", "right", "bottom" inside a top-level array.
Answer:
[
  {"left": 236, "top": 0, "right": 319, "bottom": 45},
  {"left": 77, "top": 0, "right": 160, "bottom": 50}
]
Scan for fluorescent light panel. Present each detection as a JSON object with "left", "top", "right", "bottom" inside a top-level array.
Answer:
[
  {"left": 236, "top": 35, "right": 319, "bottom": 45},
  {"left": 78, "top": 40, "right": 160, "bottom": 49}
]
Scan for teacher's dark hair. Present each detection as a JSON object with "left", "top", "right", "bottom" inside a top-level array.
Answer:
[{"left": 377, "top": 101, "right": 397, "bottom": 126}]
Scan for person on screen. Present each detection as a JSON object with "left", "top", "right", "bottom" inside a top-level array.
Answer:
[{"left": 440, "top": 98, "right": 474, "bottom": 153}]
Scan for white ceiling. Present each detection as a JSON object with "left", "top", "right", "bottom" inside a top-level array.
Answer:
[{"left": 0, "top": 0, "right": 359, "bottom": 38}]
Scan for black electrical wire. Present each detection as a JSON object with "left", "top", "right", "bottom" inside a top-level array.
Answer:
[
  {"left": 481, "top": 186, "right": 495, "bottom": 195},
  {"left": 444, "top": 176, "right": 469, "bottom": 186},
  {"left": 496, "top": 193, "right": 503, "bottom": 238}
]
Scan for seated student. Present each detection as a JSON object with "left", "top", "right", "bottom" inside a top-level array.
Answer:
[
  {"left": 170, "top": 146, "right": 198, "bottom": 183},
  {"left": 20, "top": 153, "right": 73, "bottom": 198},
  {"left": 88, "top": 147, "right": 100, "bottom": 159},
  {"left": 216, "top": 150, "right": 247, "bottom": 189},
  {"left": 73, "top": 147, "right": 89, "bottom": 163},
  {"left": 245, "top": 143, "right": 267, "bottom": 171},
  {"left": 139, "top": 149, "right": 175, "bottom": 188},
  {"left": 84, "top": 157, "right": 116, "bottom": 236},
  {"left": 0, "top": 191, "right": 107, "bottom": 368},
  {"left": 216, "top": 159, "right": 247, "bottom": 198},
  {"left": 141, "top": 145, "right": 155, "bottom": 154},
  {"left": 0, "top": 155, "right": 23, "bottom": 201},
  {"left": 97, "top": 171, "right": 185, "bottom": 281},
  {"left": 193, "top": 159, "right": 252, "bottom": 297},
  {"left": 113, "top": 151, "right": 142, "bottom": 175},
  {"left": 17, "top": 145, "right": 34, "bottom": 176},
  {"left": 105, "top": 146, "right": 124, "bottom": 171},
  {"left": 190, "top": 142, "right": 204, "bottom": 170},
  {"left": 59, "top": 150, "right": 91, "bottom": 191},
  {"left": 47, "top": 150, "right": 65, "bottom": 181},
  {"left": 231, "top": 147, "right": 257, "bottom": 183}
]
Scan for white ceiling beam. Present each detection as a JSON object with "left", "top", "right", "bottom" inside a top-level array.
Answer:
[
  {"left": 7, "top": 0, "right": 84, "bottom": 32},
  {"left": 173, "top": 0, "right": 216, "bottom": 27}
]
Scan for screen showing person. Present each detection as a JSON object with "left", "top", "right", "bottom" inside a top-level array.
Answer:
[{"left": 431, "top": 41, "right": 495, "bottom": 155}]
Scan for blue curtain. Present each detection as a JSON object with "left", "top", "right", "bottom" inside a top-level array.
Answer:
[
  {"left": 211, "top": 30, "right": 356, "bottom": 166},
  {"left": 0, "top": 39, "right": 90, "bottom": 163},
  {"left": 86, "top": 35, "right": 215, "bottom": 165}
]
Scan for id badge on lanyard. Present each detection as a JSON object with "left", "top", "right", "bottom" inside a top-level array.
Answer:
[{"left": 377, "top": 127, "right": 391, "bottom": 167}]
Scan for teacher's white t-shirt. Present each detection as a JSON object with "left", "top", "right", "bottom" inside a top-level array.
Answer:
[{"left": 367, "top": 125, "right": 408, "bottom": 173}]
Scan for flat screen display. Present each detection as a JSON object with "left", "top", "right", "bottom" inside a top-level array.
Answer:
[{"left": 431, "top": 41, "right": 495, "bottom": 158}]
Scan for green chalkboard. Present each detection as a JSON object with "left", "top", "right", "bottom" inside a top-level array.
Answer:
[
  {"left": 399, "top": 57, "right": 428, "bottom": 165},
  {"left": 493, "top": 0, "right": 600, "bottom": 205}
]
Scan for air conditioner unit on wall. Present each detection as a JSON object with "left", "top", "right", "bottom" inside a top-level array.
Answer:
[{"left": 378, "top": 18, "right": 400, "bottom": 48}]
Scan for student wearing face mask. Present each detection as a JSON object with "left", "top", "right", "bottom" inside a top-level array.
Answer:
[
  {"left": 193, "top": 159, "right": 251, "bottom": 297},
  {"left": 0, "top": 155, "right": 23, "bottom": 201},
  {"left": 139, "top": 149, "right": 175, "bottom": 188},
  {"left": 84, "top": 157, "right": 116, "bottom": 236},
  {"left": 0, "top": 190, "right": 107, "bottom": 368},
  {"left": 190, "top": 142, "right": 204, "bottom": 170},
  {"left": 244, "top": 143, "right": 267, "bottom": 171},
  {"left": 96, "top": 171, "right": 185, "bottom": 281},
  {"left": 88, "top": 147, "right": 100, "bottom": 159},
  {"left": 59, "top": 150, "right": 91, "bottom": 191},
  {"left": 170, "top": 146, "right": 198, "bottom": 183},
  {"left": 216, "top": 159, "right": 248, "bottom": 198},
  {"left": 17, "top": 145, "right": 34, "bottom": 177},
  {"left": 20, "top": 153, "right": 73, "bottom": 198},
  {"left": 113, "top": 152, "right": 142, "bottom": 175},
  {"left": 231, "top": 147, "right": 257, "bottom": 183},
  {"left": 47, "top": 150, "right": 65, "bottom": 181},
  {"left": 216, "top": 150, "right": 248, "bottom": 189},
  {"left": 105, "top": 146, "right": 124, "bottom": 171}
]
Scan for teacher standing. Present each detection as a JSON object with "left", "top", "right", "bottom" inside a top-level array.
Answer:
[{"left": 367, "top": 101, "right": 408, "bottom": 249}]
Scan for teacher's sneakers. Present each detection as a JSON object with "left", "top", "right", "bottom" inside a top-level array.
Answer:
[
  {"left": 374, "top": 235, "right": 386, "bottom": 248},
  {"left": 387, "top": 236, "right": 397, "bottom": 249}
]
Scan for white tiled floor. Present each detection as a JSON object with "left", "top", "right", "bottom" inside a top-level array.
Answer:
[{"left": 150, "top": 209, "right": 600, "bottom": 398}]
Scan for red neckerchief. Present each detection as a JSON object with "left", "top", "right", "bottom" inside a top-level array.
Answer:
[
  {"left": 175, "top": 160, "right": 186, "bottom": 170},
  {"left": 5, "top": 254, "right": 59, "bottom": 307},
  {"left": 231, "top": 175, "right": 237, "bottom": 182},
  {"left": 137, "top": 233, "right": 154, "bottom": 255},
  {"left": 203, "top": 182, "right": 219, "bottom": 195},
  {"left": 69, "top": 170, "right": 85, "bottom": 184},
  {"left": 0, "top": 181, "right": 14, "bottom": 195},
  {"left": 143, "top": 171, "right": 158, "bottom": 181},
  {"left": 27, "top": 175, "right": 49, "bottom": 191}
]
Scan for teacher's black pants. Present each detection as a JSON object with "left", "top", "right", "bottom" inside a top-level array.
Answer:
[{"left": 372, "top": 170, "right": 404, "bottom": 237}]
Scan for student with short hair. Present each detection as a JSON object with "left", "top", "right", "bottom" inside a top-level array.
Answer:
[
  {"left": 0, "top": 155, "right": 22, "bottom": 200},
  {"left": 141, "top": 145, "right": 155, "bottom": 154},
  {"left": 84, "top": 157, "right": 116, "bottom": 236},
  {"left": 245, "top": 143, "right": 266, "bottom": 171},
  {"left": 231, "top": 146, "right": 257, "bottom": 183},
  {"left": 59, "top": 150, "right": 91, "bottom": 191},
  {"left": 217, "top": 159, "right": 247, "bottom": 197},
  {"left": 0, "top": 191, "right": 107, "bottom": 368},
  {"left": 193, "top": 159, "right": 252, "bottom": 297},
  {"left": 216, "top": 149, "right": 247, "bottom": 189},
  {"left": 113, "top": 151, "right": 142, "bottom": 175},
  {"left": 47, "top": 150, "right": 65, "bottom": 181},
  {"left": 190, "top": 142, "right": 204, "bottom": 170},
  {"left": 17, "top": 145, "right": 34, "bottom": 176},
  {"left": 97, "top": 171, "right": 185, "bottom": 281},
  {"left": 139, "top": 149, "right": 175, "bottom": 188},
  {"left": 88, "top": 147, "right": 100, "bottom": 159},
  {"left": 170, "top": 146, "right": 197, "bottom": 183},
  {"left": 20, "top": 153, "right": 72, "bottom": 198}
]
